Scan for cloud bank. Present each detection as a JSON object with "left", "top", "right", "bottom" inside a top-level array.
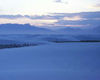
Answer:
[{"left": 0, "top": 11, "right": 100, "bottom": 28}]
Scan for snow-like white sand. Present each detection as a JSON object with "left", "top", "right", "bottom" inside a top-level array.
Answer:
[{"left": 0, "top": 43, "right": 100, "bottom": 80}]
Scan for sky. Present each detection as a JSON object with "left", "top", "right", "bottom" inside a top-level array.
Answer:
[
  {"left": 0, "top": 0, "right": 100, "bottom": 27},
  {"left": 0, "top": 0, "right": 100, "bottom": 15}
]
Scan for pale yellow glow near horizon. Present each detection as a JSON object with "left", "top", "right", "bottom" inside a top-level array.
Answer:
[
  {"left": 63, "top": 16, "right": 87, "bottom": 21},
  {"left": 0, "top": 18, "right": 57, "bottom": 26}
]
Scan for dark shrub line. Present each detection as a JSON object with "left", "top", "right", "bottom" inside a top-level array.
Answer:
[
  {"left": 0, "top": 43, "right": 38, "bottom": 49},
  {"left": 51, "top": 40, "right": 100, "bottom": 43}
]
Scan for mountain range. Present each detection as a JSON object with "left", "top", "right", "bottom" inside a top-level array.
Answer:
[
  {"left": 0, "top": 24, "right": 51, "bottom": 34},
  {"left": 0, "top": 23, "right": 100, "bottom": 34}
]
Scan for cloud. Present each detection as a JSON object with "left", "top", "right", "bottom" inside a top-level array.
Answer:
[
  {"left": 0, "top": 11, "right": 100, "bottom": 27},
  {"left": 52, "top": 12, "right": 100, "bottom": 27},
  {"left": 55, "top": 0, "right": 62, "bottom": 3},
  {"left": 54, "top": 0, "right": 68, "bottom": 4},
  {"left": 0, "top": 15, "right": 24, "bottom": 19}
]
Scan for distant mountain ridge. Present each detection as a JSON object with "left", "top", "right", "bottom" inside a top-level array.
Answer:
[
  {"left": 0, "top": 24, "right": 52, "bottom": 34},
  {"left": 0, "top": 23, "right": 100, "bottom": 34}
]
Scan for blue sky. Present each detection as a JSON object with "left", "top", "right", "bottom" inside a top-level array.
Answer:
[{"left": 0, "top": 0, "right": 100, "bottom": 27}]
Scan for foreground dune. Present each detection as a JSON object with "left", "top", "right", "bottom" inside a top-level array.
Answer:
[{"left": 0, "top": 43, "right": 100, "bottom": 80}]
